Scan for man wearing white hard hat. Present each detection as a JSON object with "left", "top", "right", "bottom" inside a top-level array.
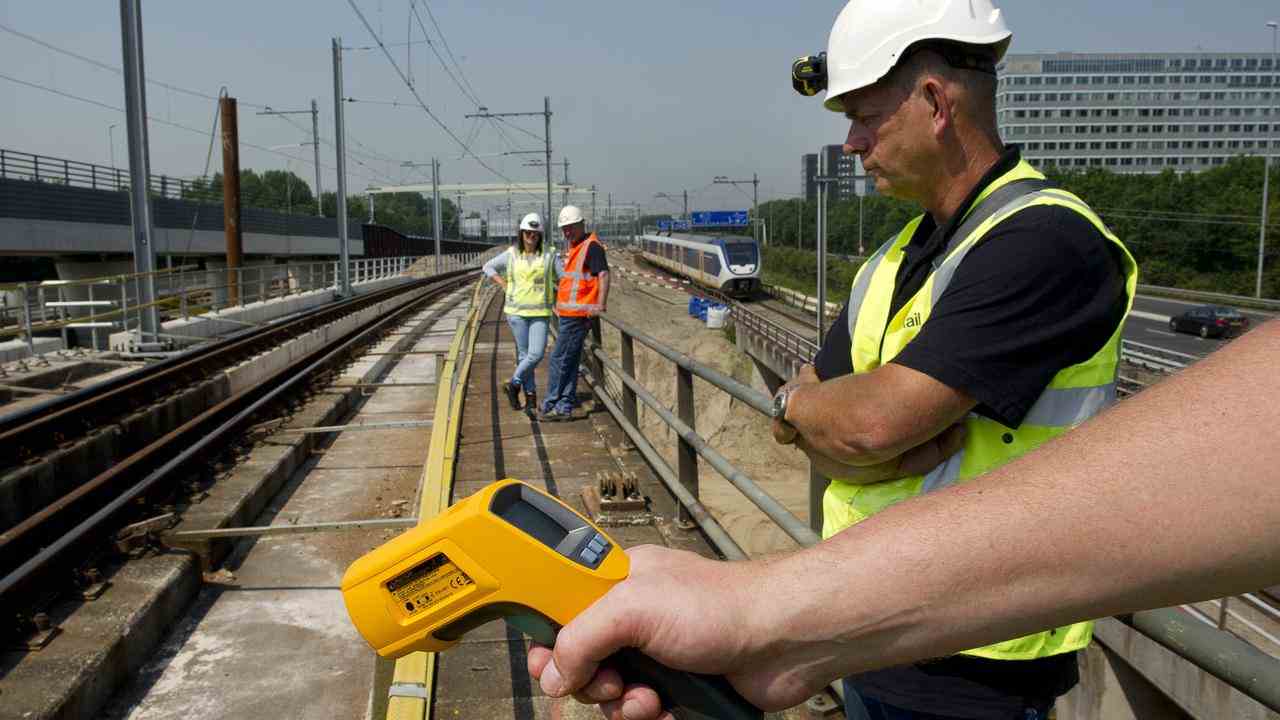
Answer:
[
  {"left": 482, "top": 212, "right": 559, "bottom": 418},
  {"left": 523, "top": 1, "right": 1138, "bottom": 718},
  {"left": 541, "top": 205, "right": 609, "bottom": 421}
]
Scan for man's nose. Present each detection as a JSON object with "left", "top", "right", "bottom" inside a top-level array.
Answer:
[{"left": 844, "top": 123, "right": 869, "bottom": 155}]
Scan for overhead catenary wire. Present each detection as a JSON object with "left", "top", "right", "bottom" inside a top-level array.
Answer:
[
  {"left": 344, "top": 0, "right": 541, "bottom": 201},
  {"left": 0, "top": 71, "right": 386, "bottom": 184},
  {"left": 408, "top": 2, "right": 481, "bottom": 108},
  {"left": 415, "top": 0, "right": 483, "bottom": 107},
  {"left": 2, "top": 20, "right": 401, "bottom": 185}
]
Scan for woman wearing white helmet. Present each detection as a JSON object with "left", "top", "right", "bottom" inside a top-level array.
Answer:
[{"left": 481, "top": 212, "right": 560, "bottom": 417}]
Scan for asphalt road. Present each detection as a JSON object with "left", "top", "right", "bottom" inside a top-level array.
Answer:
[{"left": 1127, "top": 295, "right": 1274, "bottom": 359}]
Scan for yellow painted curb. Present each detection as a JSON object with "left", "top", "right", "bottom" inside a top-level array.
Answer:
[{"left": 386, "top": 280, "right": 495, "bottom": 720}]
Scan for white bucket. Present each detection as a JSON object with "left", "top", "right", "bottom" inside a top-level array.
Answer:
[{"left": 705, "top": 305, "right": 729, "bottom": 329}]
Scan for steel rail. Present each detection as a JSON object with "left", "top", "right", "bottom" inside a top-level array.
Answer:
[
  {"left": 0, "top": 268, "right": 472, "bottom": 468},
  {"left": 0, "top": 273, "right": 476, "bottom": 622}
]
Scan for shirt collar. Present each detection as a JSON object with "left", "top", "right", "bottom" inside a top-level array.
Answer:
[{"left": 911, "top": 145, "right": 1023, "bottom": 251}]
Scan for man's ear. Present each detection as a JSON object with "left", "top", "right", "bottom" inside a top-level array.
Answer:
[{"left": 921, "top": 78, "right": 952, "bottom": 139}]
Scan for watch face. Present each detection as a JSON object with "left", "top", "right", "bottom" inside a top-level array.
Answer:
[{"left": 772, "top": 391, "right": 786, "bottom": 419}]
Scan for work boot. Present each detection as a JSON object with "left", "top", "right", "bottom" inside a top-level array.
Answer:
[
  {"left": 502, "top": 380, "right": 521, "bottom": 410},
  {"left": 524, "top": 392, "right": 538, "bottom": 419}
]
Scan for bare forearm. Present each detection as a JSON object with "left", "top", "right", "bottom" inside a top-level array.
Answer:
[
  {"left": 796, "top": 438, "right": 899, "bottom": 484},
  {"left": 754, "top": 322, "right": 1280, "bottom": 683},
  {"left": 598, "top": 272, "right": 610, "bottom": 309},
  {"left": 786, "top": 367, "right": 971, "bottom": 466}
]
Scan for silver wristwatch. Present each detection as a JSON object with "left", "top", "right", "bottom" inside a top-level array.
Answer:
[{"left": 771, "top": 386, "right": 794, "bottom": 423}]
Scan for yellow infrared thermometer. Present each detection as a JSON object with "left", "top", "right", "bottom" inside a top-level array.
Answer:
[{"left": 342, "top": 479, "right": 761, "bottom": 720}]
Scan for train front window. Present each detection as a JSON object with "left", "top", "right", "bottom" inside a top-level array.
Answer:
[{"left": 723, "top": 242, "right": 757, "bottom": 266}]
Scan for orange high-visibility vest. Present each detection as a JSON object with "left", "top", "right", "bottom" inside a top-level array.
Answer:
[{"left": 556, "top": 233, "right": 605, "bottom": 317}]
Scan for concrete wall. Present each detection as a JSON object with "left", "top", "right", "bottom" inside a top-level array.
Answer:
[
  {"left": 0, "top": 217, "right": 364, "bottom": 257},
  {"left": 0, "top": 177, "right": 363, "bottom": 256}
]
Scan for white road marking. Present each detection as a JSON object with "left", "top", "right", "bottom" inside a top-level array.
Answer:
[{"left": 1130, "top": 310, "right": 1171, "bottom": 323}]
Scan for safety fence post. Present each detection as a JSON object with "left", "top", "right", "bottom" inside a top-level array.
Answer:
[
  {"left": 620, "top": 330, "right": 639, "bottom": 428},
  {"left": 675, "top": 364, "right": 697, "bottom": 528},
  {"left": 20, "top": 284, "right": 34, "bottom": 357},
  {"left": 588, "top": 319, "right": 604, "bottom": 389},
  {"left": 809, "top": 465, "right": 827, "bottom": 535}
]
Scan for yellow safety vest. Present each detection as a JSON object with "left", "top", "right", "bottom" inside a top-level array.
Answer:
[
  {"left": 824, "top": 160, "right": 1138, "bottom": 661},
  {"left": 503, "top": 247, "right": 555, "bottom": 318}
]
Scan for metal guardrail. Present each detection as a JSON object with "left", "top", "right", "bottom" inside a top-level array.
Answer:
[
  {"left": 1120, "top": 339, "right": 1194, "bottom": 373},
  {"left": 0, "top": 252, "right": 497, "bottom": 355},
  {"left": 763, "top": 283, "right": 841, "bottom": 322},
  {"left": 1137, "top": 283, "right": 1280, "bottom": 313},
  {"left": 761, "top": 282, "right": 1200, "bottom": 377},
  {"left": 582, "top": 308, "right": 1279, "bottom": 712},
  {"left": 1, "top": 147, "right": 198, "bottom": 200},
  {"left": 729, "top": 303, "right": 819, "bottom": 361}
]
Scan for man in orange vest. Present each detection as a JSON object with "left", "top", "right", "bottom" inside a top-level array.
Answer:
[{"left": 541, "top": 205, "right": 609, "bottom": 421}]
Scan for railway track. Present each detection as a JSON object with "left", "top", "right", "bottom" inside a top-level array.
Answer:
[{"left": 0, "top": 270, "right": 476, "bottom": 647}]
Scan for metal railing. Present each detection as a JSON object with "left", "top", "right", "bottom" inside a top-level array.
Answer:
[
  {"left": 729, "top": 303, "right": 819, "bottom": 361},
  {"left": 1137, "top": 283, "right": 1280, "bottom": 313},
  {"left": 1, "top": 251, "right": 499, "bottom": 355},
  {"left": 762, "top": 282, "right": 1199, "bottom": 377},
  {"left": 1120, "top": 339, "right": 1194, "bottom": 373},
  {"left": 1, "top": 147, "right": 199, "bottom": 199},
  {"left": 763, "top": 283, "right": 841, "bottom": 322},
  {"left": 581, "top": 310, "right": 1280, "bottom": 713}
]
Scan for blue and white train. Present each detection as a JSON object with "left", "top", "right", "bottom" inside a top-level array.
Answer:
[{"left": 637, "top": 233, "right": 761, "bottom": 297}]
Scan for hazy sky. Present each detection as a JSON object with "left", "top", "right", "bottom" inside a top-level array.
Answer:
[{"left": 2, "top": 1, "right": 1279, "bottom": 219}]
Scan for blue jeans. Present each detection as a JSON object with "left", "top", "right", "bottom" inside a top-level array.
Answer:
[
  {"left": 506, "top": 315, "right": 549, "bottom": 394},
  {"left": 542, "top": 315, "right": 590, "bottom": 414},
  {"left": 843, "top": 680, "right": 1050, "bottom": 720}
]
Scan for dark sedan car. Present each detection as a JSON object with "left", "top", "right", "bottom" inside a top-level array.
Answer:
[{"left": 1169, "top": 305, "right": 1250, "bottom": 339}]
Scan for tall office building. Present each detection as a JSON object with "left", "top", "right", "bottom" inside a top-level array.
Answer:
[
  {"left": 997, "top": 52, "right": 1280, "bottom": 174},
  {"left": 802, "top": 146, "right": 874, "bottom": 201},
  {"left": 802, "top": 153, "right": 819, "bottom": 202}
]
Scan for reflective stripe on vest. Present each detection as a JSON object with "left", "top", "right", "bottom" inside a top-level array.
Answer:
[
  {"left": 824, "top": 159, "right": 1140, "bottom": 661},
  {"left": 504, "top": 247, "right": 555, "bottom": 316},
  {"left": 556, "top": 234, "right": 604, "bottom": 316}
]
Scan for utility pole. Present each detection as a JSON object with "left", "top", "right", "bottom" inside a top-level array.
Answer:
[
  {"left": 257, "top": 102, "right": 324, "bottom": 216},
  {"left": 332, "top": 37, "right": 351, "bottom": 296},
  {"left": 684, "top": 189, "right": 688, "bottom": 221},
  {"left": 432, "top": 158, "right": 442, "bottom": 274},
  {"left": 219, "top": 96, "right": 243, "bottom": 306},
  {"left": 465, "top": 98, "right": 553, "bottom": 247},
  {"left": 816, "top": 156, "right": 839, "bottom": 342},
  {"left": 561, "top": 157, "right": 571, "bottom": 207},
  {"left": 1261, "top": 21, "right": 1279, "bottom": 298},
  {"left": 311, "top": 100, "right": 322, "bottom": 216},
  {"left": 456, "top": 190, "right": 464, "bottom": 240},
  {"left": 591, "top": 186, "right": 597, "bottom": 231},
  {"left": 545, "top": 97, "right": 552, "bottom": 236},
  {"left": 607, "top": 192, "right": 612, "bottom": 239},
  {"left": 368, "top": 192, "right": 375, "bottom": 223},
  {"left": 119, "top": 0, "right": 159, "bottom": 339},
  {"left": 713, "top": 172, "right": 761, "bottom": 242}
]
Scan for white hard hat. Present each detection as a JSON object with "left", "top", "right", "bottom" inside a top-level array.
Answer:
[
  {"left": 822, "top": 0, "right": 1012, "bottom": 112},
  {"left": 557, "top": 205, "right": 585, "bottom": 228},
  {"left": 519, "top": 212, "right": 543, "bottom": 232}
]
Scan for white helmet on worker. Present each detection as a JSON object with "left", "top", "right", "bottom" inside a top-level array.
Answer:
[
  {"left": 557, "top": 205, "right": 585, "bottom": 228},
  {"left": 519, "top": 212, "right": 543, "bottom": 233},
  {"left": 821, "top": 0, "right": 1012, "bottom": 112}
]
